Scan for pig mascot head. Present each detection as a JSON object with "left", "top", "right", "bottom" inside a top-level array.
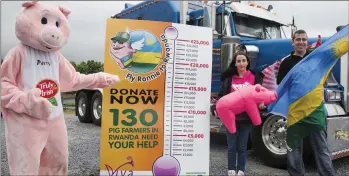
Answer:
[
  {"left": 252, "top": 84, "right": 278, "bottom": 105},
  {"left": 15, "top": 0, "right": 71, "bottom": 52}
]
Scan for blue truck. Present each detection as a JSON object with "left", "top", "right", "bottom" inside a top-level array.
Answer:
[{"left": 74, "top": 1, "right": 349, "bottom": 168}]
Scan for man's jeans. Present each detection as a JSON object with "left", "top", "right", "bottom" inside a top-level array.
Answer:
[
  {"left": 287, "top": 128, "right": 335, "bottom": 176},
  {"left": 227, "top": 120, "right": 253, "bottom": 171}
]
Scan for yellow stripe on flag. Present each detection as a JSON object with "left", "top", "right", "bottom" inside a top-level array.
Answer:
[{"left": 287, "top": 65, "right": 334, "bottom": 126}]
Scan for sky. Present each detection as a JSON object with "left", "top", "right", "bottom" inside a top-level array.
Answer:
[{"left": 1, "top": 1, "right": 348, "bottom": 63}]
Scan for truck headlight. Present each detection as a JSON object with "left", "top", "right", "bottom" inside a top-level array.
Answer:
[{"left": 325, "top": 90, "right": 342, "bottom": 101}]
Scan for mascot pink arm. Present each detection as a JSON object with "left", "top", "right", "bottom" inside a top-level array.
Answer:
[
  {"left": 215, "top": 84, "right": 278, "bottom": 134},
  {"left": 0, "top": 1, "right": 119, "bottom": 175}
]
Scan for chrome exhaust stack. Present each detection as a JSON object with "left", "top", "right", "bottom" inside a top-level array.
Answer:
[{"left": 220, "top": 36, "right": 240, "bottom": 71}]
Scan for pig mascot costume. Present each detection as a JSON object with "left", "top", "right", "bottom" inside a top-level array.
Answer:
[
  {"left": 1, "top": 1, "right": 120, "bottom": 175},
  {"left": 216, "top": 84, "right": 278, "bottom": 134}
]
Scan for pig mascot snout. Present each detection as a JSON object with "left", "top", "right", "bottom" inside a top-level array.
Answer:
[
  {"left": 216, "top": 84, "right": 278, "bottom": 134},
  {"left": 1, "top": 1, "right": 120, "bottom": 175}
]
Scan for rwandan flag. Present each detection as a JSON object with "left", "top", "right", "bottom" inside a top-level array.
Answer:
[{"left": 268, "top": 24, "right": 349, "bottom": 150}]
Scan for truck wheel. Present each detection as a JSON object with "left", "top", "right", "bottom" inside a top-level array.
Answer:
[
  {"left": 76, "top": 92, "right": 92, "bottom": 123},
  {"left": 91, "top": 92, "right": 102, "bottom": 126},
  {"left": 251, "top": 114, "right": 287, "bottom": 169}
]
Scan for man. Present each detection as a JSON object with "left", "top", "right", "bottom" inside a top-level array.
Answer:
[
  {"left": 277, "top": 30, "right": 310, "bottom": 84},
  {"left": 277, "top": 30, "right": 335, "bottom": 176}
]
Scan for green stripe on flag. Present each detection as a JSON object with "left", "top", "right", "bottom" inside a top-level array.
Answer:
[{"left": 286, "top": 102, "right": 327, "bottom": 149}]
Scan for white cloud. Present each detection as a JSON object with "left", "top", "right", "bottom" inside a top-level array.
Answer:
[{"left": 256, "top": 1, "right": 348, "bottom": 37}]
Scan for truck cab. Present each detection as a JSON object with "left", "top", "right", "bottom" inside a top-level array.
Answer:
[{"left": 74, "top": 0, "right": 349, "bottom": 168}]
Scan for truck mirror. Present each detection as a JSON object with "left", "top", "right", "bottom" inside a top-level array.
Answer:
[
  {"left": 203, "top": 6, "right": 211, "bottom": 27},
  {"left": 203, "top": 5, "right": 216, "bottom": 30}
]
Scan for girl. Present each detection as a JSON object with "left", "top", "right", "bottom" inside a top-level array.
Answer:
[{"left": 216, "top": 51, "right": 265, "bottom": 176}]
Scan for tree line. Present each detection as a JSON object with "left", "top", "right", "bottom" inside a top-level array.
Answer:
[{"left": 70, "top": 60, "right": 104, "bottom": 74}]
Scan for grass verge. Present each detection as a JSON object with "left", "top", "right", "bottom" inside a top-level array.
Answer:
[{"left": 64, "top": 108, "right": 75, "bottom": 115}]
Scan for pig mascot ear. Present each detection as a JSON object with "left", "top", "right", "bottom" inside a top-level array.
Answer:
[
  {"left": 22, "top": 0, "right": 38, "bottom": 8},
  {"left": 59, "top": 6, "right": 71, "bottom": 18}
]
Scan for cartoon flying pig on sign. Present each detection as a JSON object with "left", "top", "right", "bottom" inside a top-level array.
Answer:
[
  {"left": 1, "top": 1, "right": 120, "bottom": 175},
  {"left": 109, "top": 27, "right": 145, "bottom": 69}
]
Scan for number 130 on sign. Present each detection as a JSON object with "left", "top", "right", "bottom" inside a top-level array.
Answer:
[{"left": 109, "top": 109, "right": 158, "bottom": 127}]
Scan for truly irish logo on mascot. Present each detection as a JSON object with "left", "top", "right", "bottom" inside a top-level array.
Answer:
[
  {"left": 36, "top": 79, "right": 59, "bottom": 106},
  {"left": 109, "top": 27, "right": 169, "bottom": 83}
]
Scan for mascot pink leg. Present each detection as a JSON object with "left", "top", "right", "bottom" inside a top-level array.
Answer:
[
  {"left": 216, "top": 106, "right": 237, "bottom": 134},
  {"left": 1, "top": 1, "right": 120, "bottom": 175},
  {"left": 245, "top": 104, "right": 262, "bottom": 126},
  {"left": 216, "top": 94, "right": 244, "bottom": 134}
]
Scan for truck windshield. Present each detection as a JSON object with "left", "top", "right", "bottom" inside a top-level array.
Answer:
[{"left": 233, "top": 13, "right": 282, "bottom": 39}]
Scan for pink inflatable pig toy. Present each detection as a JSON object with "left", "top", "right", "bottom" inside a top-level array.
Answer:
[
  {"left": 215, "top": 84, "right": 278, "bottom": 134},
  {"left": 1, "top": 1, "right": 120, "bottom": 175}
]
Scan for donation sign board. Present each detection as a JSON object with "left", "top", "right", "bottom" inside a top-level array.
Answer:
[{"left": 100, "top": 18, "right": 212, "bottom": 176}]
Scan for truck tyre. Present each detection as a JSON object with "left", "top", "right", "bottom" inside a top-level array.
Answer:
[
  {"left": 251, "top": 114, "right": 287, "bottom": 169},
  {"left": 91, "top": 91, "right": 102, "bottom": 126},
  {"left": 76, "top": 91, "right": 92, "bottom": 123}
]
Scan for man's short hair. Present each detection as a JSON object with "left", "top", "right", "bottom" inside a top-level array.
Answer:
[
  {"left": 292, "top": 29, "right": 307, "bottom": 40},
  {"left": 336, "top": 25, "right": 345, "bottom": 32}
]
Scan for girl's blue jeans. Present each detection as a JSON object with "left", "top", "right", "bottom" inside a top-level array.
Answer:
[{"left": 226, "top": 120, "right": 253, "bottom": 171}]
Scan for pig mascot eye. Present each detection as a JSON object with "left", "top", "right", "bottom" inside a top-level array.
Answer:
[
  {"left": 41, "top": 17, "right": 47, "bottom": 25},
  {"left": 40, "top": 17, "right": 60, "bottom": 27},
  {"left": 255, "top": 85, "right": 261, "bottom": 92}
]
